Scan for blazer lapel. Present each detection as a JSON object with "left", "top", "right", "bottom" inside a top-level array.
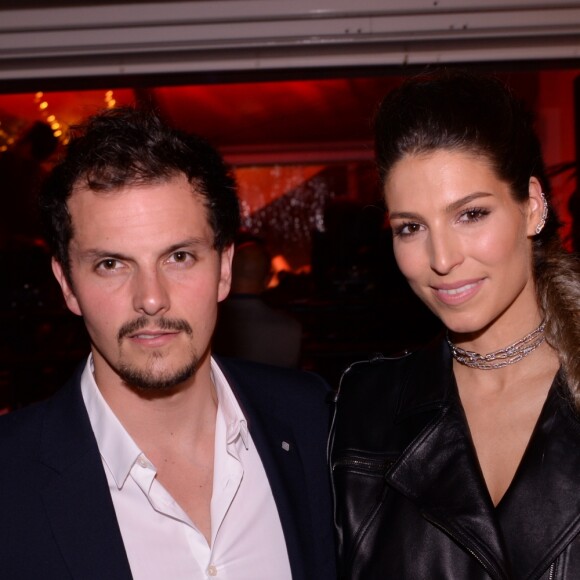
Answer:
[
  {"left": 39, "top": 371, "right": 132, "bottom": 579},
  {"left": 218, "top": 360, "right": 319, "bottom": 580},
  {"left": 244, "top": 409, "right": 310, "bottom": 580},
  {"left": 385, "top": 342, "right": 510, "bottom": 579},
  {"left": 496, "top": 372, "right": 580, "bottom": 579}
]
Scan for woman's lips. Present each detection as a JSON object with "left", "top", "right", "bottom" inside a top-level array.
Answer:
[{"left": 432, "top": 279, "right": 484, "bottom": 306}]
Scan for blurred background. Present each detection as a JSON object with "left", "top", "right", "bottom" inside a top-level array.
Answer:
[{"left": 1, "top": 0, "right": 579, "bottom": 409}]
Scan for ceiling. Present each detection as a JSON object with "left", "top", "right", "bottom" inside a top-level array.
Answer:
[
  {"left": 2, "top": 0, "right": 169, "bottom": 5},
  {"left": 0, "top": 68, "right": 555, "bottom": 167},
  {"left": 2, "top": 1, "right": 580, "bottom": 87},
  {"left": 0, "top": 76, "right": 405, "bottom": 163}
]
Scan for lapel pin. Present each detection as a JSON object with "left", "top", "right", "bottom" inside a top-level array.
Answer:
[{"left": 281, "top": 441, "right": 291, "bottom": 452}]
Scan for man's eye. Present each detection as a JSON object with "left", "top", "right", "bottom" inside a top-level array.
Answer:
[
  {"left": 168, "top": 251, "right": 194, "bottom": 264},
  {"left": 96, "top": 259, "right": 119, "bottom": 270}
]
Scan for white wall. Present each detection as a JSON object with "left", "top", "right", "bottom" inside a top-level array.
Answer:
[{"left": 1, "top": 0, "right": 579, "bottom": 81}]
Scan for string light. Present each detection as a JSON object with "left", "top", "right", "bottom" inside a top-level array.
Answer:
[
  {"left": 33, "top": 91, "right": 67, "bottom": 143},
  {"left": 1, "top": 88, "right": 117, "bottom": 153},
  {"left": 0, "top": 120, "right": 7, "bottom": 152},
  {"left": 105, "top": 90, "right": 116, "bottom": 109},
  {"left": 0, "top": 135, "right": 14, "bottom": 152}
]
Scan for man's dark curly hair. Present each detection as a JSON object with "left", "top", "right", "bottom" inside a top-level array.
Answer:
[{"left": 39, "top": 106, "right": 240, "bottom": 281}]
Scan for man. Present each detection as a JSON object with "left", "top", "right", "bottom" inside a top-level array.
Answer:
[{"left": 0, "top": 108, "right": 336, "bottom": 579}]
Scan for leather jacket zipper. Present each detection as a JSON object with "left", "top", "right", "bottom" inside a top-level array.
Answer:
[
  {"left": 333, "top": 456, "right": 393, "bottom": 473},
  {"left": 548, "top": 562, "right": 556, "bottom": 580},
  {"left": 423, "top": 513, "right": 504, "bottom": 580}
]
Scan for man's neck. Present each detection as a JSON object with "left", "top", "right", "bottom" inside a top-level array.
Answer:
[
  {"left": 92, "top": 353, "right": 218, "bottom": 454},
  {"left": 92, "top": 353, "right": 219, "bottom": 543}
]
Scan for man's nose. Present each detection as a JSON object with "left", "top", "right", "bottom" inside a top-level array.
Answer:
[{"left": 132, "top": 268, "right": 170, "bottom": 316}]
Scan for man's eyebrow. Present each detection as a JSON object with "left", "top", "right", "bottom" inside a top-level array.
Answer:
[
  {"left": 164, "top": 237, "right": 212, "bottom": 253},
  {"left": 77, "top": 249, "right": 129, "bottom": 262},
  {"left": 389, "top": 192, "right": 493, "bottom": 221},
  {"left": 77, "top": 238, "right": 211, "bottom": 261}
]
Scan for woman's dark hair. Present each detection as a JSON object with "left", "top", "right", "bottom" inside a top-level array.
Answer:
[
  {"left": 39, "top": 106, "right": 240, "bottom": 281},
  {"left": 374, "top": 69, "right": 580, "bottom": 409}
]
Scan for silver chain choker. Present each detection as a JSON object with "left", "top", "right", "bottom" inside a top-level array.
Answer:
[{"left": 447, "top": 322, "right": 546, "bottom": 370}]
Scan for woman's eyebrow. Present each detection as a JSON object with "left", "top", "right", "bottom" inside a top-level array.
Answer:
[
  {"left": 388, "top": 210, "right": 422, "bottom": 221},
  {"left": 389, "top": 192, "right": 494, "bottom": 221},
  {"left": 445, "top": 192, "right": 493, "bottom": 213}
]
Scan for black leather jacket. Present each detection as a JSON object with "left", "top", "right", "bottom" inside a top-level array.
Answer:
[{"left": 330, "top": 338, "right": 580, "bottom": 579}]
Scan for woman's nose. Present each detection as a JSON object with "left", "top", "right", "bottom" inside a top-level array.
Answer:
[{"left": 428, "top": 230, "right": 463, "bottom": 275}]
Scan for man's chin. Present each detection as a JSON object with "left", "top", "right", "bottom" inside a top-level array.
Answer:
[{"left": 117, "top": 360, "right": 198, "bottom": 394}]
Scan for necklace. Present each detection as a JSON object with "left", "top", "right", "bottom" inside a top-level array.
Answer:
[{"left": 447, "top": 322, "right": 546, "bottom": 370}]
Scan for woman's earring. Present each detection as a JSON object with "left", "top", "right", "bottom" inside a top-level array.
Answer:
[{"left": 535, "top": 192, "right": 548, "bottom": 235}]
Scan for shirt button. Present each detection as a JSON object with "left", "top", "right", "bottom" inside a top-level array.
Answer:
[
  {"left": 137, "top": 457, "right": 148, "bottom": 468},
  {"left": 207, "top": 564, "right": 218, "bottom": 576}
]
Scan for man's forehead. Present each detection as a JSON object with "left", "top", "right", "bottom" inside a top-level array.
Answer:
[
  {"left": 66, "top": 176, "right": 210, "bottom": 219},
  {"left": 66, "top": 176, "right": 215, "bottom": 246},
  {"left": 69, "top": 172, "right": 201, "bottom": 198}
]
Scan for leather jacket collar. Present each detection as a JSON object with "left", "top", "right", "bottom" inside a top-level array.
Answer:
[{"left": 382, "top": 338, "right": 580, "bottom": 578}]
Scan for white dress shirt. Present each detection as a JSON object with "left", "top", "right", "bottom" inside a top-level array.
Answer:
[{"left": 80, "top": 355, "right": 292, "bottom": 580}]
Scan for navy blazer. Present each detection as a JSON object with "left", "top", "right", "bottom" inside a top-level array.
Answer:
[{"left": 0, "top": 357, "right": 336, "bottom": 580}]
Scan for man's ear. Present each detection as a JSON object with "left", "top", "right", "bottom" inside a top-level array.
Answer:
[
  {"left": 526, "top": 177, "right": 546, "bottom": 237},
  {"left": 51, "top": 258, "right": 82, "bottom": 316},
  {"left": 217, "top": 244, "right": 234, "bottom": 303}
]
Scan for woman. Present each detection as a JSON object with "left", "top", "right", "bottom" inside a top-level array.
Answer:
[{"left": 330, "top": 70, "right": 580, "bottom": 579}]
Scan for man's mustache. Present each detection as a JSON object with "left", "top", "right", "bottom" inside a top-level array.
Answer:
[{"left": 117, "top": 316, "right": 193, "bottom": 341}]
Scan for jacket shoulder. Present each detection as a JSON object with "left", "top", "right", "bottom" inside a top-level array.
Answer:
[
  {"left": 215, "top": 356, "right": 331, "bottom": 419},
  {"left": 332, "top": 339, "right": 449, "bottom": 455},
  {"left": 0, "top": 399, "right": 48, "bottom": 455},
  {"left": 337, "top": 337, "right": 449, "bottom": 403},
  {"left": 337, "top": 350, "right": 418, "bottom": 415},
  {"left": 333, "top": 353, "right": 413, "bottom": 446},
  {"left": 0, "top": 364, "right": 88, "bottom": 467}
]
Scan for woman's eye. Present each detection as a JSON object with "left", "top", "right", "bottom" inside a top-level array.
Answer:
[
  {"left": 459, "top": 207, "right": 490, "bottom": 223},
  {"left": 393, "top": 222, "right": 422, "bottom": 237}
]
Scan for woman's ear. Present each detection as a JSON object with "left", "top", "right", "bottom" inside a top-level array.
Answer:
[{"left": 526, "top": 177, "right": 547, "bottom": 237}]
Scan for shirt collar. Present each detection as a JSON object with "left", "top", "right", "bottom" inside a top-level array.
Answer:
[
  {"left": 80, "top": 355, "right": 250, "bottom": 490},
  {"left": 80, "top": 355, "right": 142, "bottom": 490},
  {"left": 210, "top": 358, "right": 250, "bottom": 450}
]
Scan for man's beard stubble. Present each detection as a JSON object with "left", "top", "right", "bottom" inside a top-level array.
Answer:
[{"left": 116, "top": 315, "right": 200, "bottom": 392}]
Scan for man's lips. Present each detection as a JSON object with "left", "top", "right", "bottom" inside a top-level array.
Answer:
[
  {"left": 129, "top": 330, "right": 176, "bottom": 339},
  {"left": 127, "top": 330, "right": 180, "bottom": 346},
  {"left": 118, "top": 317, "right": 193, "bottom": 342}
]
